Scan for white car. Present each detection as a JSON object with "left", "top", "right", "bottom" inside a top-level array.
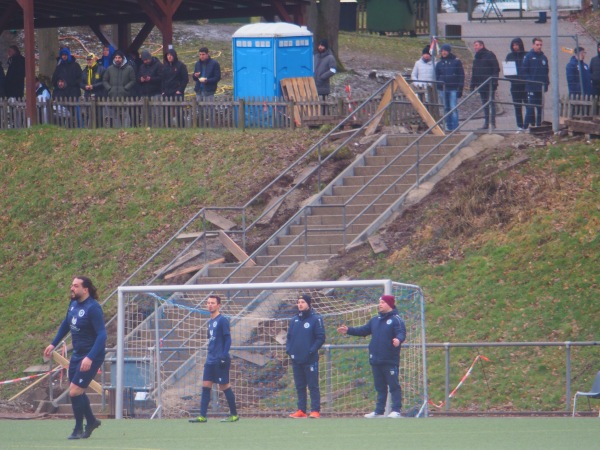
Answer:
[{"left": 474, "top": 0, "right": 527, "bottom": 13}]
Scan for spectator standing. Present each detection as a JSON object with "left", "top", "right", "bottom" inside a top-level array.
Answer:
[
  {"left": 5, "top": 45, "right": 25, "bottom": 99},
  {"left": 43, "top": 277, "right": 106, "bottom": 440},
  {"left": 505, "top": 38, "right": 527, "bottom": 131},
  {"left": 97, "top": 44, "right": 115, "bottom": 70},
  {"left": 188, "top": 295, "right": 239, "bottom": 423},
  {"left": 102, "top": 50, "right": 136, "bottom": 98},
  {"left": 522, "top": 37, "right": 549, "bottom": 129},
  {"left": 52, "top": 48, "right": 82, "bottom": 98},
  {"left": 337, "top": 295, "right": 406, "bottom": 419},
  {"left": 589, "top": 42, "right": 600, "bottom": 96},
  {"left": 286, "top": 294, "right": 326, "bottom": 419},
  {"left": 161, "top": 48, "right": 188, "bottom": 98},
  {"left": 435, "top": 43, "right": 464, "bottom": 132},
  {"left": 138, "top": 49, "right": 163, "bottom": 98},
  {"left": 566, "top": 47, "right": 593, "bottom": 97},
  {"left": 80, "top": 54, "right": 106, "bottom": 98},
  {"left": 313, "top": 39, "right": 337, "bottom": 99},
  {"left": 470, "top": 40, "right": 500, "bottom": 130},
  {"left": 193, "top": 47, "right": 221, "bottom": 101},
  {"left": 411, "top": 46, "right": 435, "bottom": 103}
]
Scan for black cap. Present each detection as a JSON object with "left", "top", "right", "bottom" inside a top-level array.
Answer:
[
  {"left": 422, "top": 45, "right": 430, "bottom": 55},
  {"left": 318, "top": 39, "right": 329, "bottom": 49},
  {"left": 300, "top": 294, "right": 312, "bottom": 307}
]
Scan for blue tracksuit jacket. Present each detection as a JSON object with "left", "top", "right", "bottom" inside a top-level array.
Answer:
[{"left": 286, "top": 309, "right": 325, "bottom": 365}]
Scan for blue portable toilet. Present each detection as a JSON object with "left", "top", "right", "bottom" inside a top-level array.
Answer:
[{"left": 232, "top": 23, "right": 313, "bottom": 99}]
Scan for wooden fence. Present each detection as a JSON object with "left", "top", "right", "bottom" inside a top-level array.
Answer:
[
  {"left": 0, "top": 95, "right": 426, "bottom": 130},
  {"left": 558, "top": 94, "right": 600, "bottom": 120}
]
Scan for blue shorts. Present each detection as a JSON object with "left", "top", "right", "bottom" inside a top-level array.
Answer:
[
  {"left": 203, "top": 361, "right": 230, "bottom": 385},
  {"left": 68, "top": 354, "right": 104, "bottom": 389}
]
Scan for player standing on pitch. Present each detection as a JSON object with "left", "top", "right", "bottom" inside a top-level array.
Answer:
[
  {"left": 189, "top": 295, "right": 239, "bottom": 423},
  {"left": 44, "top": 277, "right": 106, "bottom": 439},
  {"left": 286, "top": 294, "right": 326, "bottom": 418},
  {"left": 336, "top": 295, "right": 405, "bottom": 418}
]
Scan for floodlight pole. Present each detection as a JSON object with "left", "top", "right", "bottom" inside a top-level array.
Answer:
[
  {"left": 116, "top": 289, "right": 125, "bottom": 419},
  {"left": 429, "top": 0, "right": 437, "bottom": 40}
]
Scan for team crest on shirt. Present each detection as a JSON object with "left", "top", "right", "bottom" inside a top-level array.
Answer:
[
  {"left": 71, "top": 317, "right": 77, "bottom": 325},
  {"left": 213, "top": 321, "right": 217, "bottom": 327},
  {"left": 304, "top": 323, "right": 310, "bottom": 329},
  {"left": 386, "top": 319, "right": 392, "bottom": 325},
  {"left": 78, "top": 310, "right": 85, "bottom": 317}
]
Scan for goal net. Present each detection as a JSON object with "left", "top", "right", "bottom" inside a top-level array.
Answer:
[{"left": 114, "top": 280, "right": 427, "bottom": 419}]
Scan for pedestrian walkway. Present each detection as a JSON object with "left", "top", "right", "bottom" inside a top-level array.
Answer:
[{"left": 437, "top": 11, "right": 597, "bottom": 132}]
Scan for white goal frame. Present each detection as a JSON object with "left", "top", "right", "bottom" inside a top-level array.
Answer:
[{"left": 116, "top": 279, "right": 427, "bottom": 419}]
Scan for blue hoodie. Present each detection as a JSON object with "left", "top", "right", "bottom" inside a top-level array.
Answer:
[
  {"left": 286, "top": 308, "right": 325, "bottom": 365},
  {"left": 522, "top": 48, "right": 549, "bottom": 92},
  {"left": 347, "top": 309, "right": 406, "bottom": 366},
  {"left": 566, "top": 54, "right": 593, "bottom": 96}
]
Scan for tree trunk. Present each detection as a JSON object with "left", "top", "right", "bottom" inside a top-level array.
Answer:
[{"left": 306, "top": 0, "right": 344, "bottom": 71}]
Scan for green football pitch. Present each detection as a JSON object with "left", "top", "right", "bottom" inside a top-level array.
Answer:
[{"left": 1, "top": 417, "right": 598, "bottom": 449}]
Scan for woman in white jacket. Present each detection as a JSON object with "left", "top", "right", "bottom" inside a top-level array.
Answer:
[{"left": 411, "top": 46, "right": 435, "bottom": 103}]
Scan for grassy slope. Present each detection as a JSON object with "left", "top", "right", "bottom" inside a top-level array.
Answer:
[
  {"left": 0, "top": 126, "right": 321, "bottom": 388},
  {"left": 354, "top": 142, "right": 599, "bottom": 410}
]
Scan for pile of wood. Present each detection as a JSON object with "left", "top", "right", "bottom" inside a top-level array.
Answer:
[{"left": 564, "top": 116, "right": 600, "bottom": 138}]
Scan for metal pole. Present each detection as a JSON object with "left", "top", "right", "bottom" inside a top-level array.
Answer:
[
  {"left": 444, "top": 343, "right": 450, "bottom": 411},
  {"left": 551, "top": 0, "right": 560, "bottom": 133},
  {"left": 429, "top": 0, "right": 437, "bottom": 39},
  {"left": 325, "top": 345, "right": 333, "bottom": 405},
  {"left": 116, "top": 289, "right": 125, "bottom": 419},
  {"left": 565, "top": 341, "right": 571, "bottom": 412},
  {"left": 154, "top": 296, "right": 162, "bottom": 418}
]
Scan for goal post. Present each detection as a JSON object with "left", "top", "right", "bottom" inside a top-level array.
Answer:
[{"left": 115, "top": 280, "right": 427, "bottom": 419}]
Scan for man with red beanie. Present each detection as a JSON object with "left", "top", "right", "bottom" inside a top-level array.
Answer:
[{"left": 337, "top": 294, "right": 406, "bottom": 418}]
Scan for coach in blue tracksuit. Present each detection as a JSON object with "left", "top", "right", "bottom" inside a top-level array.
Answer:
[
  {"left": 337, "top": 295, "right": 406, "bottom": 418},
  {"left": 522, "top": 37, "right": 549, "bottom": 128},
  {"left": 286, "top": 294, "right": 326, "bottom": 418},
  {"left": 44, "top": 277, "right": 106, "bottom": 440}
]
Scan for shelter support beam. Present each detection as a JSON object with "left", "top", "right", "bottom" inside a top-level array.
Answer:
[{"left": 17, "top": 0, "right": 36, "bottom": 125}]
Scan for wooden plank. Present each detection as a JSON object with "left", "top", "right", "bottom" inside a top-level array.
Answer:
[
  {"left": 164, "top": 257, "right": 225, "bottom": 280},
  {"left": 257, "top": 195, "right": 284, "bottom": 226},
  {"left": 365, "top": 75, "right": 444, "bottom": 137},
  {"left": 52, "top": 351, "right": 104, "bottom": 395},
  {"left": 154, "top": 249, "right": 203, "bottom": 276},
  {"left": 24, "top": 365, "right": 52, "bottom": 373},
  {"left": 218, "top": 230, "right": 256, "bottom": 266},
  {"left": 281, "top": 77, "right": 321, "bottom": 126},
  {"left": 204, "top": 210, "right": 237, "bottom": 231},
  {"left": 565, "top": 119, "right": 600, "bottom": 135}
]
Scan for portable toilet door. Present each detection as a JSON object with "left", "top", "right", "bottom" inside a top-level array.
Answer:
[{"left": 232, "top": 22, "right": 313, "bottom": 99}]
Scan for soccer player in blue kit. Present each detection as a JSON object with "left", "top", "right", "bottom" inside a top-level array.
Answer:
[
  {"left": 189, "top": 295, "right": 239, "bottom": 423},
  {"left": 44, "top": 277, "right": 106, "bottom": 439}
]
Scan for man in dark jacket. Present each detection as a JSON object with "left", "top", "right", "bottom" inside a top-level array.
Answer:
[
  {"left": 5, "top": 45, "right": 26, "bottom": 98},
  {"left": 161, "top": 48, "right": 188, "bottom": 98},
  {"left": 566, "top": 47, "right": 593, "bottom": 97},
  {"left": 505, "top": 38, "right": 527, "bottom": 131},
  {"left": 80, "top": 54, "right": 105, "bottom": 98},
  {"left": 589, "top": 42, "right": 600, "bottom": 96},
  {"left": 102, "top": 50, "right": 136, "bottom": 127},
  {"left": 313, "top": 39, "right": 337, "bottom": 98},
  {"left": 337, "top": 295, "right": 406, "bottom": 419},
  {"left": 286, "top": 294, "right": 326, "bottom": 419},
  {"left": 522, "top": 37, "right": 549, "bottom": 129},
  {"left": 52, "top": 48, "right": 82, "bottom": 98},
  {"left": 470, "top": 40, "right": 500, "bottom": 130},
  {"left": 435, "top": 44, "right": 464, "bottom": 132},
  {"left": 193, "top": 47, "right": 221, "bottom": 100},
  {"left": 138, "top": 50, "right": 163, "bottom": 97}
]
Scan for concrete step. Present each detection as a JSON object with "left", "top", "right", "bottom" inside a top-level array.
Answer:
[
  {"left": 277, "top": 232, "right": 353, "bottom": 246},
  {"left": 320, "top": 192, "right": 400, "bottom": 206},
  {"left": 266, "top": 242, "right": 340, "bottom": 256},
  {"left": 196, "top": 274, "right": 280, "bottom": 285},
  {"left": 310, "top": 203, "right": 389, "bottom": 216},
  {"left": 331, "top": 182, "right": 413, "bottom": 198},
  {"left": 363, "top": 152, "right": 446, "bottom": 167},
  {"left": 301, "top": 213, "right": 380, "bottom": 226},
  {"left": 205, "top": 265, "right": 287, "bottom": 278},
  {"left": 256, "top": 253, "right": 333, "bottom": 265},
  {"left": 354, "top": 162, "right": 436, "bottom": 177},
  {"left": 342, "top": 173, "right": 418, "bottom": 186},
  {"left": 288, "top": 222, "right": 366, "bottom": 236},
  {"left": 385, "top": 134, "right": 463, "bottom": 146},
  {"left": 374, "top": 143, "right": 456, "bottom": 157}
]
